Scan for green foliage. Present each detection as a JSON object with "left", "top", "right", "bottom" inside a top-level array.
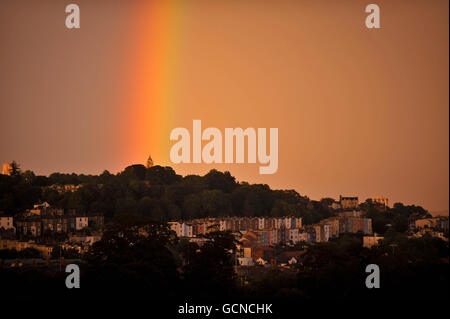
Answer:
[
  {"left": 51, "top": 246, "right": 80, "bottom": 259},
  {"left": 181, "top": 231, "right": 238, "bottom": 299},
  {"left": 81, "top": 217, "right": 180, "bottom": 298},
  {"left": 9, "top": 161, "right": 21, "bottom": 176},
  {"left": 0, "top": 162, "right": 321, "bottom": 224},
  {"left": 365, "top": 202, "right": 430, "bottom": 234},
  {"left": 0, "top": 173, "right": 41, "bottom": 215},
  {"left": 0, "top": 249, "right": 19, "bottom": 259},
  {"left": 17, "top": 248, "right": 41, "bottom": 259},
  {"left": 241, "top": 234, "right": 449, "bottom": 299},
  {"left": 0, "top": 162, "right": 433, "bottom": 233}
]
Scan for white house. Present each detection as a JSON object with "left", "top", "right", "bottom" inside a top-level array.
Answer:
[
  {"left": 75, "top": 217, "right": 89, "bottom": 230},
  {"left": 186, "top": 224, "right": 193, "bottom": 237},
  {"left": 177, "top": 223, "right": 185, "bottom": 237},
  {"left": 284, "top": 218, "right": 293, "bottom": 229},
  {"left": 256, "top": 257, "right": 267, "bottom": 265},
  {"left": 363, "top": 235, "right": 384, "bottom": 248},
  {"left": 168, "top": 222, "right": 179, "bottom": 234},
  {"left": 0, "top": 216, "right": 14, "bottom": 230},
  {"left": 323, "top": 224, "right": 331, "bottom": 242},
  {"left": 219, "top": 220, "right": 227, "bottom": 231},
  {"left": 71, "top": 234, "right": 102, "bottom": 246},
  {"left": 330, "top": 202, "right": 341, "bottom": 210},
  {"left": 257, "top": 218, "right": 265, "bottom": 230},
  {"left": 33, "top": 202, "right": 50, "bottom": 209},
  {"left": 287, "top": 228, "right": 300, "bottom": 244},
  {"left": 238, "top": 257, "right": 254, "bottom": 266}
]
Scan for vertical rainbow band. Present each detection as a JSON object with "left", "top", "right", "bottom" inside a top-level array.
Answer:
[{"left": 121, "top": 1, "right": 182, "bottom": 168}]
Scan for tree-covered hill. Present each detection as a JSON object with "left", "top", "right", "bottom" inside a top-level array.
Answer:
[{"left": 0, "top": 162, "right": 430, "bottom": 230}]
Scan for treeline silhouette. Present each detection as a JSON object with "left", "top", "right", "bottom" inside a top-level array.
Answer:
[
  {"left": 0, "top": 163, "right": 431, "bottom": 229},
  {"left": 0, "top": 164, "right": 328, "bottom": 224}
]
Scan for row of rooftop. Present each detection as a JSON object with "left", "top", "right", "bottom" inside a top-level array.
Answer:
[{"left": 0, "top": 202, "right": 104, "bottom": 239}]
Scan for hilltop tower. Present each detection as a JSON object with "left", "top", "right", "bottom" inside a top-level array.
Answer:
[{"left": 146, "top": 155, "right": 154, "bottom": 168}]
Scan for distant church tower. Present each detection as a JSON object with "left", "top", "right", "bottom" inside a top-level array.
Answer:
[{"left": 146, "top": 155, "right": 154, "bottom": 168}]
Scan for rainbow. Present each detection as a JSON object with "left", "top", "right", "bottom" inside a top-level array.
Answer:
[{"left": 119, "top": 1, "right": 182, "bottom": 169}]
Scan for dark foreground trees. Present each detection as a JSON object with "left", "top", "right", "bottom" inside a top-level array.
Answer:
[
  {"left": 241, "top": 233, "right": 449, "bottom": 299},
  {"left": 0, "top": 218, "right": 240, "bottom": 299},
  {"left": 1, "top": 227, "right": 448, "bottom": 299},
  {"left": 80, "top": 217, "right": 181, "bottom": 298},
  {"left": 180, "top": 231, "right": 237, "bottom": 299}
]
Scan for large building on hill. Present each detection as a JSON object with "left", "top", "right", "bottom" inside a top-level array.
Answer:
[{"left": 340, "top": 195, "right": 359, "bottom": 210}]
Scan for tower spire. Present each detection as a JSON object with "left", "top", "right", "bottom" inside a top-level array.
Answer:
[{"left": 146, "top": 155, "right": 154, "bottom": 168}]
